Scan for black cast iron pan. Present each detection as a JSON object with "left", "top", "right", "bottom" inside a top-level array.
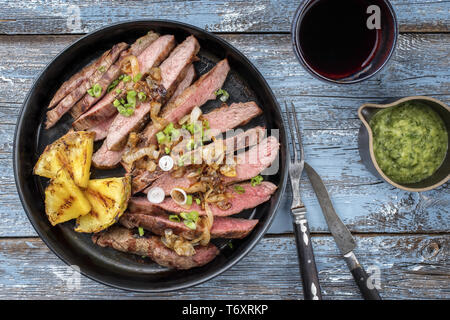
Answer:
[{"left": 14, "top": 20, "right": 288, "bottom": 292}]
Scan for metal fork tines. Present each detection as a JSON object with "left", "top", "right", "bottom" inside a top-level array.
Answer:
[
  {"left": 285, "top": 101, "right": 305, "bottom": 211},
  {"left": 284, "top": 101, "right": 322, "bottom": 300}
]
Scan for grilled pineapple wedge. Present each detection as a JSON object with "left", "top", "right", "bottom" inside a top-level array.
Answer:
[
  {"left": 45, "top": 169, "right": 92, "bottom": 226},
  {"left": 34, "top": 131, "right": 94, "bottom": 188},
  {"left": 75, "top": 176, "right": 131, "bottom": 233},
  {"left": 33, "top": 142, "right": 69, "bottom": 179}
]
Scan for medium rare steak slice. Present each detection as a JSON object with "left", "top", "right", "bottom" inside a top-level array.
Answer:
[
  {"left": 91, "top": 142, "right": 125, "bottom": 169},
  {"left": 87, "top": 115, "right": 115, "bottom": 141},
  {"left": 120, "top": 212, "right": 258, "bottom": 240},
  {"left": 45, "top": 42, "right": 128, "bottom": 129},
  {"left": 137, "top": 35, "right": 176, "bottom": 74},
  {"left": 131, "top": 169, "right": 165, "bottom": 194},
  {"left": 126, "top": 31, "right": 160, "bottom": 57},
  {"left": 47, "top": 48, "right": 108, "bottom": 109},
  {"left": 71, "top": 33, "right": 160, "bottom": 119},
  {"left": 202, "top": 101, "right": 262, "bottom": 137},
  {"left": 222, "top": 136, "right": 279, "bottom": 185},
  {"left": 167, "top": 64, "right": 196, "bottom": 104},
  {"left": 105, "top": 102, "right": 152, "bottom": 151},
  {"left": 154, "top": 182, "right": 277, "bottom": 217},
  {"left": 170, "top": 102, "right": 263, "bottom": 156},
  {"left": 140, "top": 59, "right": 230, "bottom": 145},
  {"left": 72, "top": 35, "right": 176, "bottom": 131},
  {"left": 70, "top": 64, "right": 122, "bottom": 119},
  {"left": 92, "top": 226, "right": 219, "bottom": 269},
  {"left": 145, "top": 128, "right": 270, "bottom": 196},
  {"left": 159, "top": 36, "right": 200, "bottom": 99}
]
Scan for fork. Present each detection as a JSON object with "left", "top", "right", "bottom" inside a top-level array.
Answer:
[{"left": 285, "top": 101, "right": 322, "bottom": 300}]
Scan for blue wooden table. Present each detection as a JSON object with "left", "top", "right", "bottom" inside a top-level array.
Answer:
[{"left": 0, "top": 0, "right": 448, "bottom": 299}]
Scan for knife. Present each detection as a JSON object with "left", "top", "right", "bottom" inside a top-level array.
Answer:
[{"left": 304, "top": 162, "right": 382, "bottom": 300}]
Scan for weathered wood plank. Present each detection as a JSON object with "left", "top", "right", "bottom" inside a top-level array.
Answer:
[
  {"left": 0, "top": 0, "right": 448, "bottom": 34},
  {"left": 0, "top": 235, "right": 447, "bottom": 299},
  {"left": 1, "top": 34, "right": 449, "bottom": 106},
  {"left": 0, "top": 33, "right": 448, "bottom": 236}
]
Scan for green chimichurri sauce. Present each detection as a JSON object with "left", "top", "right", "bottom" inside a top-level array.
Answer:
[{"left": 370, "top": 102, "right": 448, "bottom": 184}]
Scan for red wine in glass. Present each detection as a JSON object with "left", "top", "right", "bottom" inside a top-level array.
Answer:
[{"left": 292, "top": 0, "right": 398, "bottom": 83}]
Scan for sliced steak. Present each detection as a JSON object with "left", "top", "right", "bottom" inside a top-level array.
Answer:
[
  {"left": 91, "top": 142, "right": 125, "bottom": 169},
  {"left": 203, "top": 101, "right": 262, "bottom": 137},
  {"left": 153, "top": 181, "right": 277, "bottom": 217},
  {"left": 170, "top": 102, "right": 263, "bottom": 156},
  {"left": 87, "top": 115, "right": 115, "bottom": 141},
  {"left": 222, "top": 136, "right": 279, "bottom": 184},
  {"left": 128, "top": 196, "right": 163, "bottom": 213},
  {"left": 45, "top": 42, "right": 129, "bottom": 129},
  {"left": 159, "top": 35, "right": 200, "bottom": 99},
  {"left": 92, "top": 226, "right": 219, "bottom": 269},
  {"left": 145, "top": 127, "right": 268, "bottom": 196},
  {"left": 105, "top": 102, "right": 152, "bottom": 151},
  {"left": 140, "top": 59, "right": 230, "bottom": 145},
  {"left": 47, "top": 50, "right": 107, "bottom": 109},
  {"left": 70, "top": 64, "right": 122, "bottom": 119},
  {"left": 137, "top": 35, "right": 176, "bottom": 74},
  {"left": 167, "top": 64, "right": 196, "bottom": 105},
  {"left": 126, "top": 31, "right": 160, "bottom": 57},
  {"left": 120, "top": 211, "right": 258, "bottom": 240},
  {"left": 72, "top": 35, "right": 175, "bottom": 131},
  {"left": 131, "top": 169, "right": 165, "bottom": 194}
]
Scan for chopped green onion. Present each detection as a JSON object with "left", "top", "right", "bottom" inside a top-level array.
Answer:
[
  {"left": 87, "top": 83, "right": 102, "bottom": 98},
  {"left": 98, "top": 66, "right": 106, "bottom": 73},
  {"left": 163, "top": 122, "right": 174, "bottom": 135},
  {"left": 156, "top": 131, "right": 167, "bottom": 144},
  {"left": 138, "top": 91, "right": 147, "bottom": 101},
  {"left": 122, "top": 75, "right": 131, "bottom": 83},
  {"left": 178, "top": 158, "right": 184, "bottom": 167},
  {"left": 228, "top": 241, "right": 233, "bottom": 249},
  {"left": 195, "top": 198, "right": 201, "bottom": 205},
  {"left": 214, "top": 89, "right": 229, "bottom": 102},
  {"left": 171, "top": 128, "right": 180, "bottom": 141},
  {"left": 186, "top": 195, "right": 193, "bottom": 206},
  {"left": 180, "top": 211, "right": 199, "bottom": 223},
  {"left": 115, "top": 88, "right": 122, "bottom": 94},
  {"left": 169, "top": 215, "right": 181, "bottom": 222},
  {"left": 133, "top": 73, "right": 142, "bottom": 83},
  {"left": 165, "top": 147, "right": 171, "bottom": 154},
  {"left": 203, "top": 120, "right": 210, "bottom": 129},
  {"left": 184, "top": 220, "right": 197, "bottom": 230},
  {"left": 107, "top": 79, "right": 119, "bottom": 92},
  {"left": 138, "top": 227, "right": 144, "bottom": 236},
  {"left": 186, "top": 123, "right": 195, "bottom": 135},
  {"left": 251, "top": 175, "right": 264, "bottom": 187},
  {"left": 113, "top": 99, "right": 121, "bottom": 107},
  {"left": 118, "top": 74, "right": 125, "bottom": 80},
  {"left": 234, "top": 185, "right": 245, "bottom": 194},
  {"left": 186, "top": 138, "right": 195, "bottom": 150}
]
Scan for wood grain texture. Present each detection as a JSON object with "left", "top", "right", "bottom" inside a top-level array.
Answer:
[
  {"left": 0, "top": 0, "right": 448, "bottom": 34},
  {"left": 0, "top": 235, "right": 447, "bottom": 299},
  {"left": 0, "top": 33, "right": 448, "bottom": 237}
]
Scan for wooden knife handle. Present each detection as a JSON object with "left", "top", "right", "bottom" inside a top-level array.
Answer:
[
  {"left": 292, "top": 206, "right": 322, "bottom": 300},
  {"left": 344, "top": 251, "right": 382, "bottom": 300}
]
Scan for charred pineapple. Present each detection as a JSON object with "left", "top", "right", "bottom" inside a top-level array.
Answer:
[
  {"left": 75, "top": 176, "right": 131, "bottom": 233},
  {"left": 45, "top": 169, "right": 92, "bottom": 226},
  {"left": 33, "top": 131, "right": 94, "bottom": 188},
  {"left": 33, "top": 142, "right": 69, "bottom": 179},
  {"left": 60, "top": 131, "right": 94, "bottom": 188}
]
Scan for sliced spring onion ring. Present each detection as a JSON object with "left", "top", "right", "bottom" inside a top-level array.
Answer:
[
  {"left": 147, "top": 187, "right": 165, "bottom": 204},
  {"left": 170, "top": 188, "right": 187, "bottom": 206}
]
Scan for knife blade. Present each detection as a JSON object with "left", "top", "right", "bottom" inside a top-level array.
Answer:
[{"left": 304, "top": 162, "right": 381, "bottom": 300}]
